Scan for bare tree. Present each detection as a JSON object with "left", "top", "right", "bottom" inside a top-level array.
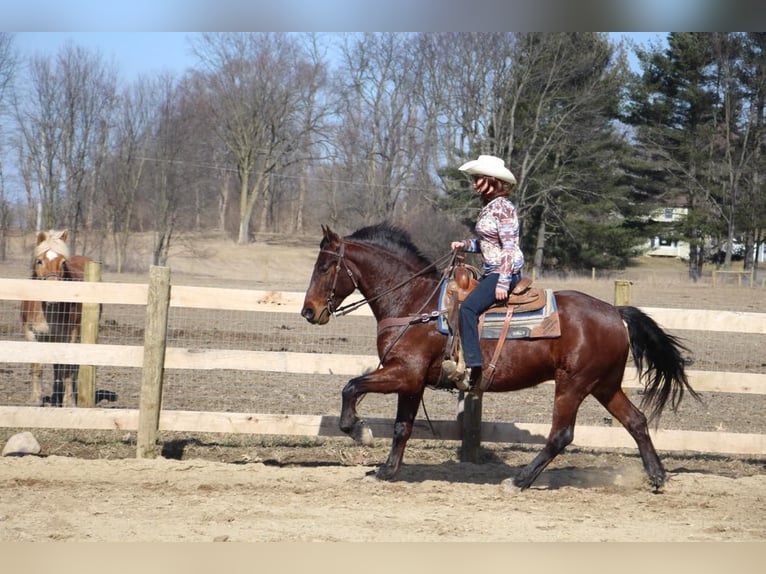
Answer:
[
  {"left": 13, "top": 40, "right": 117, "bottom": 252},
  {"left": 14, "top": 55, "right": 64, "bottom": 231},
  {"left": 142, "top": 74, "right": 190, "bottom": 266},
  {"left": 0, "top": 32, "right": 17, "bottom": 260},
  {"left": 191, "top": 32, "right": 329, "bottom": 243},
  {"left": 56, "top": 42, "right": 118, "bottom": 250},
  {"left": 280, "top": 33, "right": 333, "bottom": 235},
  {"left": 100, "top": 78, "right": 154, "bottom": 272},
  {"left": 329, "top": 33, "right": 431, "bottom": 227}
]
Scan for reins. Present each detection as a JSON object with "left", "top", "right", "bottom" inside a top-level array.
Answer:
[{"left": 322, "top": 239, "right": 457, "bottom": 318}]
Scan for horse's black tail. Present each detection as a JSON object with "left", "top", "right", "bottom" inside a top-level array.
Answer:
[{"left": 618, "top": 306, "right": 701, "bottom": 424}]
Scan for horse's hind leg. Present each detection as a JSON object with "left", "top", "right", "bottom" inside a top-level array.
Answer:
[
  {"left": 593, "top": 387, "right": 665, "bottom": 491},
  {"left": 511, "top": 384, "right": 584, "bottom": 490}
]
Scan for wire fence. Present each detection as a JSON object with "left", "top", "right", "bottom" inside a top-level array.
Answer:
[{"left": 1, "top": 282, "right": 765, "bottom": 438}]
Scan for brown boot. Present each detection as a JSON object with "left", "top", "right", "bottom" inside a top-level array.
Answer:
[{"left": 439, "top": 358, "right": 466, "bottom": 388}]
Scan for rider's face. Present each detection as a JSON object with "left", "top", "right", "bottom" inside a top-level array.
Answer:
[{"left": 471, "top": 175, "right": 492, "bottom": 194}]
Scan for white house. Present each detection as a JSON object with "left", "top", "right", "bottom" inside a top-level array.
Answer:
[{"left": 645, "top": 207, "right": 690, "bottom": 260}]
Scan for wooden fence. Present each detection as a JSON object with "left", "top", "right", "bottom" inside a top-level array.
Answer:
[{"left": 1, "top": 268, "right": 765, "bottom": 459}]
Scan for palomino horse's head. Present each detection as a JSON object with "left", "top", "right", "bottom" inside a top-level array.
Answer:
[
  {"left": 32, "top": 229, "right": 72, "bottom": 281},
  {"left": 301, "top": 225, "right": 359, "bottom": 325}
]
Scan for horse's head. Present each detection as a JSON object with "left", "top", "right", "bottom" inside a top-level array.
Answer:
[
  {"left": 301, "top": 225, "right": 358, "bottom": 325},
  {"left": 32, "top": 229, "right": 72, "bottom": 281}
]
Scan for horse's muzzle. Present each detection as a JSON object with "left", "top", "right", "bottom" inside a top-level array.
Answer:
[{"left": 301, "top": 305, "right": 330, "bottom": 325}]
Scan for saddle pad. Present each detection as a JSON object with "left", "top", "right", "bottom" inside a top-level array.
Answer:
[{"left": 437, "top": 281, "right": 560, "bottom": 340}]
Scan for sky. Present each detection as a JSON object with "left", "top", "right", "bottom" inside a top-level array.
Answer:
[
  {"left": 12, "top": 32, "right": 667, "bottom": 83},
  {"left": 14, "top": 32, "right": 198, "bottom": 81},
  {"left": 6, "top": 0, "right": 762, "bottom": 79}
]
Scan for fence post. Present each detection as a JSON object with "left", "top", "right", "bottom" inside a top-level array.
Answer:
[
  {"left": 458, "top": 391, "right": 483, "bottom": 463},
  {"left": 136, "top": 266, "right": 171, "bottom": 459},
  {"left": 77, "top": 261, "right": 102, "bottom": 407},
  {"left": 614, "top": 280, "right": 632, "bottom": 306}
]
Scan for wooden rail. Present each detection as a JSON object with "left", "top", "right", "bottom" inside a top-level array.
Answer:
[{"left": 0, "top": 407, "right": 763, "bottom": 456}]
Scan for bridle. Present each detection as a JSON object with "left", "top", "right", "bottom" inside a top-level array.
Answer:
[
  {"left": 319, "top": 238, "right": 456, "bottom": 318},
  {"left": 33, "top": 252, "right": 70, "bottom": 281},
  {"left": 320, "top": 241, "right": 360, "bottom": 315}
]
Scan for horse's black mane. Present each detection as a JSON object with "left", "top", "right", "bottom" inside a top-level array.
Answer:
[{"left": 347, "top": 222, "right": 433, "bottom": 268}]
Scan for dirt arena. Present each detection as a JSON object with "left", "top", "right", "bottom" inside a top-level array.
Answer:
[{"left": 0, "top": 231, "right": 764, "bottom": 543}]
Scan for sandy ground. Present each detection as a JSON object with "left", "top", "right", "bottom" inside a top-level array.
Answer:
[
  {"left": 1, "top": 230, "right": 765, "bottom": 543},
  {"left": 1, "top": 448, "right": 764, "bottom": 543}
]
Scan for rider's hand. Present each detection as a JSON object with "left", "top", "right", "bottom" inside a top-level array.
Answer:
[
  {"left": 495, "top": 286, "right": 509, "bottom": 301},
  {"left": 450, "top": 241, "right": 464, "bottom": 251}
]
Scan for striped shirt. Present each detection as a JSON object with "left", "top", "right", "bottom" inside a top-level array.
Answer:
[{"left": 459, "top": 197, "right": 524, "bottom": 290}]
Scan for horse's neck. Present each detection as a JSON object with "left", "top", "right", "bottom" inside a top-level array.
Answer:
[{"left": 351, "top": 253, "right": 439, "bottom": 319}]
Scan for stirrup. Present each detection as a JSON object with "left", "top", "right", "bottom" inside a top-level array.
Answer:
[
  {"left": 439, "top": 358, "right": 466, "bottom": 389},
  {"left": 459, "top": 367, "right": 484, "bottom": 392}
]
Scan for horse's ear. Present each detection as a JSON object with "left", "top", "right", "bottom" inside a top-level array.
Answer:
[
  {"left": 36, "top": 231, "right": 47, "bottom": 245},
  {"left": 321, "top": 225, "right": 339, "bottom": 245},
  {"left": 58, "top": 229, "right": 69, "bottom": 242}
]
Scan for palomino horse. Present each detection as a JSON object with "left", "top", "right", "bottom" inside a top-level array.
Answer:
[
  {"left": 21, "top": 229, "right": 94, "bottom": 407},
  {"left": 301, "top": 223, "right": 700, "bottom": 492}
]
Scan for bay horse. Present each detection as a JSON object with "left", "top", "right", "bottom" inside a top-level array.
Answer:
[
  {"left": 301, "top": 223, "right": 699, "bottom": 492},
  {"left": 21, "top": 229, "right": 94, "bottom": 407}
]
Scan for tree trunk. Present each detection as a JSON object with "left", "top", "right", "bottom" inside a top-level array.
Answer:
[
  {"left": 533, "top": 218, "right": 546, "bottom": 278},
  {"left": 237, "top": 172, "right": 251, "bottom": 244}
]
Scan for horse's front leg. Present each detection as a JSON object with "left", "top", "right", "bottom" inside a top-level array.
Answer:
[
  {"left": 24, "top": 326, "right": 44, "bottom": 406},
  {"left": 375, "top": 392, "right": 423, "bottom": 480},
  {"left": 30, "top": 363, "right": 43, "bottom": 406},
  {"left": 61, "top": 365, "right": 78, "bottom": 408},
  {"left": 339, "top": 363, "right": 424, "bottom": 481},
  {"left": 62, "top": 321, "right": 81, "bottom": 408},
  {"left": 340, "top": 373, "right": 373, "bottom": 444},
  {"left": 52, "top": 364, "right": 64, "bottom": 407}
]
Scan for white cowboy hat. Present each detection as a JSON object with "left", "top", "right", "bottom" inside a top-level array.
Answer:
[{"left": 458, "top": 155, "right": 516, "bottom": 185}]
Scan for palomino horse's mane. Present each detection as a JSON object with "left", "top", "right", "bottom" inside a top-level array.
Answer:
[
  {"left": 344, "top": 222, "right": 434, "bottom": 271},
  {"left": 34, "top": 229, "right": 71, "bottom": 260}
]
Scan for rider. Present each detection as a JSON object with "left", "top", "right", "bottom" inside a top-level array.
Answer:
[{"left": 450, "top": 155, "right": 524, "bottom": 390}]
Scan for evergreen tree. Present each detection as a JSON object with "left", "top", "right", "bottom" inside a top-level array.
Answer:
[{"left": 624, "top": 33, "right": 728, "bottom": 280}]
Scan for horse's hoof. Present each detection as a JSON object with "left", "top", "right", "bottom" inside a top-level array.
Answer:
[
  {"left": 375, "top": 466, "right": 397, "bottom": 481},
  {"left": 501, "top": 478, "right": 524, "bottom": 494},
  {"left": 352, "top": 422, "right": 374, "bottom": 446},
  {"left": 95, "top": 390, "right": 118, "bottom": 403}
]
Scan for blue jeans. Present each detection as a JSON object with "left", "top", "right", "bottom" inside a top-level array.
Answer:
[{"left": 459, "top": 272, "right": 521, "bottom": 368}]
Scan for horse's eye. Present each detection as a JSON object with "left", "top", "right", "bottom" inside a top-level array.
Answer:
[{"left": 34, "top": 259, "right": 43, "bottom": 266}]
